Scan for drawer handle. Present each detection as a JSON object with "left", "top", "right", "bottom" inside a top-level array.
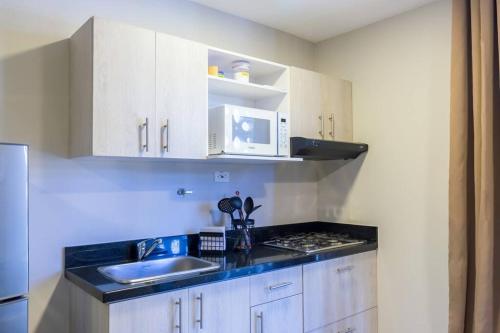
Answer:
[
  {"left": 161, "top": 120, "right": 169, "bottom": 152},
  {"left": 175, "top": 298, "right": 182, "bottom": 333},
  {"left": 318, "top": 115, "right": 324, "bottom": 138},
  {"left": 337, "top": 265, "right": 355, "bottom": 273},
  {"left": 141, "top": 118, "right": 149, "bottom": 152},
  {"left": 257, "top": 311, "right": 264, "bottom": 333},
  {"left": 328, "top": 113, "right": 335, "bottom": 138},
  {"left": 195, "top": 293, "right": 203, "bottom": 329},
  {"left": 268, "top": 281, "right": 293, "bottom": 291},
  {"left": 338, "top": 327, "right": 356, "bottom": 333}
]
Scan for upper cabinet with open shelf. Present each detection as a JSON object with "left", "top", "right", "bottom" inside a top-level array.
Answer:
[
  {"left": 69, "top": 18, "right": 362, "bottom": 164},
  {"left": 207, "top": 47, "right": 290, "bottom": 113}
]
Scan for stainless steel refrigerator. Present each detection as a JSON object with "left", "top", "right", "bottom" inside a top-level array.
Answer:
[{"left": 0, "top": 144, "right": 28, "bottom": 332}]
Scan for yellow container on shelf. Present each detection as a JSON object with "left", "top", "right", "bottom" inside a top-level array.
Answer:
[
  {"left": 232, "top": 60, "right": 250, "bottom": 83},
  {"left": 208, "top": 65, "right": 219, "bottom": 76}
]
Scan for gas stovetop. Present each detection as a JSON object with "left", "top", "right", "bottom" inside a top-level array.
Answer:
[{"left": 262, "top": 232, "right": 366, "bottom": 254}]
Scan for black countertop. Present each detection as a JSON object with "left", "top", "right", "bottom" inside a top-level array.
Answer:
[{"left": 65, "top": 222, "right": 377, "bottom": 303}]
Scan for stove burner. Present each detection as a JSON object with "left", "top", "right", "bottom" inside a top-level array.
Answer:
[{"left": 263, "top": 232, "right": 366, "bottom": 254}]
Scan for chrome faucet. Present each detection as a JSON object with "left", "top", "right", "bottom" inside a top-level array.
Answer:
[{"left": 137, "top": 238, "right": 163, "bottom": 261}]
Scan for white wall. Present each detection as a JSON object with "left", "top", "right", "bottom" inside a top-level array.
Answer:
[
  {"left": 315, "top": 1, "right": 451, "bottom": 332},
  {"left": 0, "top": 1, "right": 317, "bottom": 332}
]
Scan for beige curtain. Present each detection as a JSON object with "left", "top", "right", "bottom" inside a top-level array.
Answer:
[{"left": 449, "top": 0, "right": 500, "bottom": 332}]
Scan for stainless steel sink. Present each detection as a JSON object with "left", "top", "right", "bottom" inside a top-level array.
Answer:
[{"left": 98, "top": 256, "right": 220, "bottom": 284}]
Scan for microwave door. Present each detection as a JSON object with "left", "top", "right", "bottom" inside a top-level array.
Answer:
[{"left": 226, "top": 109, "right": 277, "bottom": 156}]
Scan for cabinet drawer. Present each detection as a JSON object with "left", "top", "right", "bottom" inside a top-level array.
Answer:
[
  {"left": 308, "top": 308, "right": 377, "bottom": 333},
  {"left": 303, "top": 251, "right": 377, "bottom": 331},
  {"left": 251, "top": 294, "right": 303, "bottom": 333},
  {"left": 250, "top": 266, "right": 302, "bottom": 306}
]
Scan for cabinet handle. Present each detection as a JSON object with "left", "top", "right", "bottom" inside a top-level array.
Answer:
[
  {"left": 196, "top": 293, "right": 203, "bottom": 329},
  {"left": 161, "top": 120, "right": 169, "bottom": 152},
  {"left": 338, "top": 327, "right": 356, "bottom": 333},
  {"left": 268, "top": 281, "right": 293, "bottom": 291},
  {"left": 141, "top": 118, "right": 149, "bottom": 152},
  {"left": 318, "top": 115, "right": 324, "bottom": 138},
  {"left": 257, "top": 311, "right": 264, "bottom": 333},
  {"left": 328, "top": 113, "right": 334, "bottom": 138},
  {"left": 337, "top": 265, "right": 355, "bottom": 273},
  {"left": 175, "top": 298, "right": 182, "bottom": 332}
]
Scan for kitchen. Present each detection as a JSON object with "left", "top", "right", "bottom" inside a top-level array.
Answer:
[{"left": 0, "top": 0, "right": 456, "bottom": 332}]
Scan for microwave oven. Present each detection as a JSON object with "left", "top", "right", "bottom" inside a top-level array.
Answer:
[{"left": 208, "top": 105, "right": 290, "bottom": 157}]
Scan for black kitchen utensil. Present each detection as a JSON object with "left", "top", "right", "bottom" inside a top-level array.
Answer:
[
  {"left": 217, "top": 198, "right": 236, "bottom": 221},
  {"left": 229, "top": 196, "right": 253, "bottom": 250},
  {"left": 246, "top": 204, "right": 262, "bottom": 220},
  {"left": 243, "top": 197, "right": 254, "bottom": 222},
  {"left": 229, "top": 196, "right": 244, "bottom": 223}
]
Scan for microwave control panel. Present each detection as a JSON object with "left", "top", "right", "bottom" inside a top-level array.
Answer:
[{"left": 277, "top": 112, "right": 290, "bottom": 156}]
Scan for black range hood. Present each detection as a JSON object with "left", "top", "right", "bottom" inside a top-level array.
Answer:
[{"left": 290, "top": 137, "right": 368, "bottom": 160}]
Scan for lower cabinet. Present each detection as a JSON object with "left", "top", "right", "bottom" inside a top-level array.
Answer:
[
  {"left": 188, "top": 277, "right": 250, "bottom": 333},
  {"left": 307, "top": 308, "right": 377, "bottom": 333},
  {"left": 303, "top": 251, "right": 377, "bottom": 332},
  {"left": 70, "top": 252, "right": 377, "bottom": 333},
  {"left": 251, "top": 294, "right": 303, "bottom": 333},
  {"left": 108, "top": 289, "right": 188, "bottom": 333},
  {"left": 70, "top": 278, "right": 249, "bottom": 333}
]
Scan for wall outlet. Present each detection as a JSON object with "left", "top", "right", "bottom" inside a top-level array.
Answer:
[{"left": 214, "top": 171, "right": 230, "bottom": 183}]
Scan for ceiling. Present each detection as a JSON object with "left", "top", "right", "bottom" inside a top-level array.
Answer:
[{"left": 188, "top": 0, "right": 438, "bottom": 42}]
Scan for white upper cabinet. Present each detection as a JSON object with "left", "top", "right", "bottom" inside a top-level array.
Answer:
[
  {"left": 156, "top": 33, "right": 208, "bottom": 159},
  {"left": 70, "top": 18, "right": 208, "bottom": 159},
  {"left": 290, "top": 67, "right": 353, "bottom": 142},
  {"left": 290, "top": 67, "right": 323, "bottom": 140},
  {"left": 320, "top": 75, "right": 353, "bottom": 142},
  {"left": 70, "top": 18, "right": 317, "bottom": 162},
  {"left": 70, "top": 17, "right": 156, "bottom": 158}
]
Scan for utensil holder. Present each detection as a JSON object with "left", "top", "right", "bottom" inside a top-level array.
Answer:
[
  {"left": 234, "top": 228, "right": 252, "bottom": 251},
  {"left": 230, "top": 219, "right": 253, "bottom": 251}
]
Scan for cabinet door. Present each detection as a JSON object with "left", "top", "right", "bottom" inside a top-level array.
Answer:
[
  {"left": 303, "top": 251, "right": 377, "bottom": 332},
  {"left": 108, "top": 289, "right": 188, "bottom": 333},
  {"left": 189, "top": 277, "right": 250, "bottom": 333},
  {"left": 251, "top": 294, "right": 303, "bottom": 333},
  {"left": 308, "top": 308, "right": 377, "bottom": 333},
  {"left": 92, "top": 18, "right": 156, "bottom": 157},
  {"left": 156, "top": 33, "right": 208, "bottom": 159},
  {"left": 290, "top": 67, "right": 353, "bottom": 142},
  {"left": 290, "top": 67, "right": 323, "bottom": 139},
  {"left": 320, "top": 77, "right": 353, "bottom": 142}
]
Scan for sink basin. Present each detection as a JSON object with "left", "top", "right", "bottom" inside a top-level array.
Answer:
[{"left": 98, "top": 256, "right": 220, "bottom": 284}]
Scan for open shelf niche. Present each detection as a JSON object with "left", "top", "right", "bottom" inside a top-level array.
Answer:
[
  {"left": 206, "top": 46, "right": 296, "bottom": 162},
  {"left": 207, "top": 47, "right": 290, "bottom": 113}
]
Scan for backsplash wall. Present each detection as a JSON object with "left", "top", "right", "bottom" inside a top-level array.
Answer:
[{"left": 0, "top": 1, "right": 317, "bottom": 332}]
